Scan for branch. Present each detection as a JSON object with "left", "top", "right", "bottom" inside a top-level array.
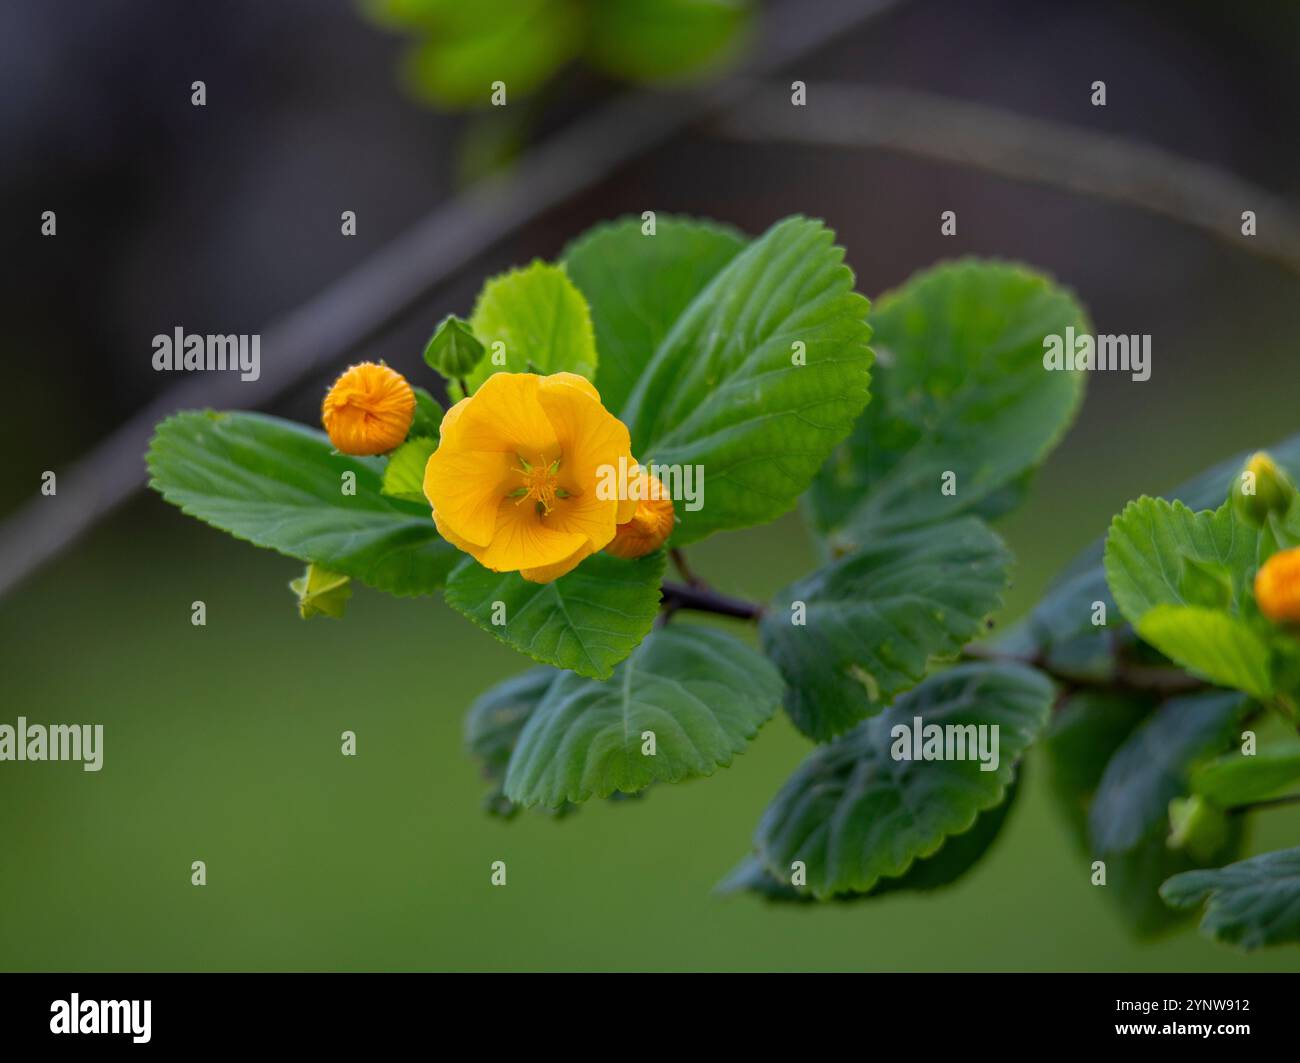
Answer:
[
  {"left": 713, "top": 83, "right": 1300, "bottom": 278},
  {"left": 961, "top": 641, "right": 1208, "bottom": 698},
  {"left": 0, "top": 0, "right": 906, "bottom": 601},
  {"left": 660, "top": 580, "right": 765, "bottom": 622}
]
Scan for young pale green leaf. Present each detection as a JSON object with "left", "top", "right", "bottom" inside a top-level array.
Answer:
[
  {"left": 443, "top": 550, "right": 664, "bottom": 680},
  {"left": 288, "top": 563, "right": 352, "bottom": 620},
  {"left": 561, "top": 214, "right": 746, "bottom": 416},
  {"left": 147, "top": 411, "right": 457, "bottom": 596},
  {"left": 760, "top": 517, "right": 1012, "bottom": 740},
  {"left": 1192, "top": 741, "right": 1300, "bottom": 808},
  {"left": 1162, "top": 846, "right": 1300, "bottom": 949},
  {"left": 394, "top": 0, "right": 581, "bottom": 109},
  {"left": 585, "top": 0, "right": 751, "bottom": 83},
  {"left": 381, "top": 437, "right": 437, "bottom": 504},
  {"left": 461, "top": 259, "right": 597, "bottom": 396},
  {"left": 503, "top": 624, "right": 782, "bottom": 807},
  {"left": 1104, "top": 498, "right": 1258, "bottom": 624},
  {"left": 1087, "top": 689, "right": 1244, "bottom": 854},
  {"left": 718, "top": 781, "right": 1019, "bottom": 903},
  {"left": 753, "top": 661, "right": 1052, "bottom": 899},
  {"left": 1136, "top": 605, "right": 1273, "bottom": 700},
  {"left": 620, "top": 215, "right": 873, "bottom": 545},
  {"left": 807, "top": 259, "right": 1088, "bottom": 548}
]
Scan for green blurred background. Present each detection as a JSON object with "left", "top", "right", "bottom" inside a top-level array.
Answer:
[{"left": 2, "top": 0, "right": 1300, "bottom": 970}]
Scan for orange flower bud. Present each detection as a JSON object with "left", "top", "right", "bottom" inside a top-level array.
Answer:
[
  {"left": 1255, "top": 546, "right": 1300, "bottom": 624},
  {"left": 321, "top": 362, "right": 415, "bottom": 455},
  {"left": 606, "top": 470, "right": 676, "bottom": 559}
]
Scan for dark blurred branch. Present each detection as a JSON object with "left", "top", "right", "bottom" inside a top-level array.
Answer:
[
  {"left": 714, "top": 83, "right": 1300, "bottom": 278},
  {"left": 961, "top": 642, "right": 1209, "bottom": 697},
  {"left": 0, "top": 0, "right": 905, "bottom": 600},
  {"left": 661, "top": 581, "right": 765, "bottom": 621}
]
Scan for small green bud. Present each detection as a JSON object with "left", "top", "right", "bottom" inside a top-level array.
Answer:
[
  {"left": 289, "top": 563, "right": 352, "bottom": 620},
  {"left": 1231, "top": 451, "right": 1294, "bottom": 527},
  {"left": 423, "top": 315, "right": 485, "bottom": 379},
  {"left": 1167, "top": 794, "right": 1228, "bottom": 862}
]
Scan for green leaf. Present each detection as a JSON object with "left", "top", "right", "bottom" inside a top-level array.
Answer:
[
  {"left": 807, "top": 260, "right": 1088, "bottom": 547},
  {"left": 620, "top": 216, "right": 873, "bottom": 545},
  {"left": 410, "top": 386, "right": 444, "bottom": 439},
  {"left": 460, "top": 259, "right": 597, "bottom": 396},
  {"left": 760, "top": 517, "right": 1012, "bottom": 740},
  {"left": 753, "top": 661, "right": 1051, "bottom": 898},
  {"left": 443, "top": 550, "right": 664, "bottom": 679},
  {"left": 147, "top": 412, "right": 457, "bottom": 596},
  {"left": 719, "top": 779, "right": 1019, "bottom": 903},
  {"left": 503, "top": 625, "right": 782, "bottom": 807},
  {"left": 423, "top": 314, "right": 485, "bottom": 379},
  {"left": 1193, "top": 740, "right": 1300, "bottom": 807},
  {"left": 288, "top": 563, "right": 352, "bottom": 620},
  {"left": 396, "top": 0, "right": 581, "bottom": 109},
  {"left": 1088, "top": 689, "right": 1244, "bottom": 854},
  {"left": 561, "top": 214, "right": 746, "bottom": 416},
  {"left": 1136, "top": 605, "right": 1273, "bottom": 699},
  {"left": 381, "top": 437, "right": 437, "bottom": 504},
  {"left": 1162, "top": 846, "right": 1300, "bottom": 949},
  {"left": 1104, "top": 498, "right": 1258, "bottom": 622},
  {"left": 1046, "top": 689, "right": 1245, "bottom": 937},
  {"left": 465, "top": 666, "right": 557, "bottom": 817},
  {"left": 586, "top": 0, "right": 751, "bottom": 84}
]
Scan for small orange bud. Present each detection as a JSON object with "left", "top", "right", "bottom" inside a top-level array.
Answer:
[
  {"left": 321, "top": 362, "right": 415, "bottom": 455},
  {"left": 606, "top": 470, "right": 676, "bottom": 559},
  {"left": 1255, "top": 546, "right": 1300, "bottom": 624}
]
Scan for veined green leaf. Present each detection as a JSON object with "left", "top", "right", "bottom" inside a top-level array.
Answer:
[
  {"left": 621, "top": 215, "right": 873, "bottom": 545},
  {"left": 460, "top": 259, "right": 597, "bottom": 396},
  {"left": 1105, "top": 498, "right": 1258, "bottom": 622},
  {"left": 561, "top": 214, "right": 746, "bottom": 416},
  {"left": 808, "top": 259, "right": 1088, "bottom": 548},
  {"left": 443, "top": 550, "right": 664, "bottom": 679},
  {"left": 761, "top": 517, "right": 1012, "bottom": 740},
  {"left": 1162, "top": 846, "right": 1300, "bottom": 949},
  {"left": 753, "top": 661, "right": 1051, "bottom": 898},
  {"left": 503, "top": 624, "right": 782, "bottom": 807},
  {"left": 718, "top": 780, "right": 1019, "bottom": 903},
  {"left": 1136, "top": 605, "right": 1273, "bottom": 700},
  {"left": 147, "top": 411, "right": 456, "bottom": 596}
]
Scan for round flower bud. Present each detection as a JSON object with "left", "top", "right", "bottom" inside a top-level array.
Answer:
[
  {"left": 1231, "top": 451, "right": 1294, "bottom": 527},
  {"left": 322, "top": 362, "right": 416, "bottom": 455},
  {"left": 606, "top": 470, "right": 676, "bottom": 559},
  {"left": 1255, "top": 546, "right": 1300, "bottom": 624}
]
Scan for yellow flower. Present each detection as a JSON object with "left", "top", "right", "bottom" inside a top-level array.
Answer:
[
  {"left": 423, "top": 372, "right": 637, "bottom": 583},
  {"left": 606, "top": 469, "right": 676, "bottom": 559},
  {"left": 1255, "top": 547, "right": 1300, "bottom": 624},
  {"left": 321, "top": 362, "right": 415, "bottom": 455}
]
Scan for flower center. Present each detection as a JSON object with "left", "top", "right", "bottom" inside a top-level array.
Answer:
[{"left": 510, "top": 455, "right": 569, "bottom": 516}]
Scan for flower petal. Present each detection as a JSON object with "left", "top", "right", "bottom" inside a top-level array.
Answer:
[{"left": 478, "top": 496, "right": 589, "bottom": 573}]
